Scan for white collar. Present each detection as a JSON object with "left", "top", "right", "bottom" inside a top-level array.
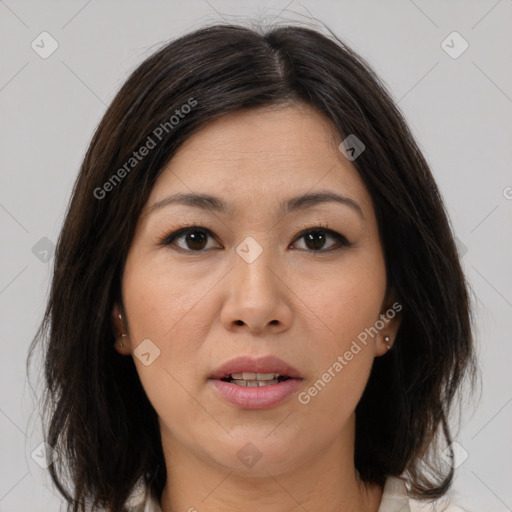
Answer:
[{"left": 377, "top": 476, "right": 411, "bottom": 511}]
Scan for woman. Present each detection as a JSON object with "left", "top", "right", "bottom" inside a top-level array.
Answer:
[{"left": 28, "top": 22, "right": 478, "bottom": 512}]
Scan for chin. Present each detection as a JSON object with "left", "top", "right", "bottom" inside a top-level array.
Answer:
[{"left": 207, "top": 431, "right": 305, "bottom": 476}]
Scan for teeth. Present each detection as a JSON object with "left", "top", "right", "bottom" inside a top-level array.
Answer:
[
  {"left": 232, "top": 379, "right": 279, "bottom": 387},
  {"left": 225, "top": 372, "right": 289, "bottom": 387},
  {"left": 230, "top": 372, "right": 280, "bottom": 381}
]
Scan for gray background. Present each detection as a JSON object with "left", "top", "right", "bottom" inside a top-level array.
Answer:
[{"left": 1, "top": 0, "right": 511, "bottom": 510}]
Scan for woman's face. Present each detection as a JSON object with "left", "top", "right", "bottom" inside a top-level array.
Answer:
[{"left": 115, "top": 103, "right": 400, "bottom": 477}]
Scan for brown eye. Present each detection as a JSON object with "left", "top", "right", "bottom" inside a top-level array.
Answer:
[
  {"left": 292, "top": 228, "right": 349, "bottom": 252},
  {"left": 163, "top": 227, "right": 219, "bottom": 252},
  {"left": 182, "top": 230, "right": 208, "bottom": 250},
  {"left": 304, "top": 230, "right": 328, "bottom": 250}
]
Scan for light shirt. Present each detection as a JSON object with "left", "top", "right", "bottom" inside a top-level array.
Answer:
[{"left": 126, "top": 475, "right": 469, "bottom": 512}]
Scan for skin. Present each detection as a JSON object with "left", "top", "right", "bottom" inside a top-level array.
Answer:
[{"left": 112, "top": 103, "right": 401, "bottom": 512}]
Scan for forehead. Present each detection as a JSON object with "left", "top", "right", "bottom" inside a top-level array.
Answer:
[{"left": 145, "top": 104, "right": 373, "bottom": 216}]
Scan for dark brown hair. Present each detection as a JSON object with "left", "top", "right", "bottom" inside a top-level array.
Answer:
[{"left": 27, "top": 22, "right": 478, "bottom": 511}]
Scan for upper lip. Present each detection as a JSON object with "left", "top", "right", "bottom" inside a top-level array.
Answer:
[{"left": 210, "top": 355, "right": 303, "bottom": 380}]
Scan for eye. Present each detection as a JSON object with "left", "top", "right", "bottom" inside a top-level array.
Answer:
[
  {"left": 291, "top": 225, "right": 350, "bottom": 252},
  {"left": 161, "top": 226, "right": 220, "bottom": 252},
  {"left": 160, "top": 224, "right": 350, "bottom": 254}
]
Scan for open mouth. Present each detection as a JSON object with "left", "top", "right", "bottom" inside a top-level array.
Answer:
[
  {"left": 220, "top": 372, "right": 292, "bottom": 387},
  {"left": 210, "top": 362, "right": 304, "bottom": 409}
]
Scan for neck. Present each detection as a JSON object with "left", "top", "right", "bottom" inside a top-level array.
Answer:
[{"left": 158, "top": 415, "right": 383, "bottom": 512}]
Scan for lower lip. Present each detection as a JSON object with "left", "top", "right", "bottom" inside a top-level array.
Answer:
[{"left": 210, "top": 378, "right": 303, "bottom": 410}]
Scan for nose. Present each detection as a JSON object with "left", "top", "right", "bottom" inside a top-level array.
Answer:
[{"left": 220, "top": 242, "right": 293, "bottom": 335}]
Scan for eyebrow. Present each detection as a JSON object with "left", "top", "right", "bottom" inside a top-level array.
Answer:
[{"left": 146, "top": 190, "right": 365, "bottom": 220}]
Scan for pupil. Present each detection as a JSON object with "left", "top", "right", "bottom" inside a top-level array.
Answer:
[
  {"left": 186, "top": 230, "right": 207, "bottom": 250},
  {"left": 305, "top": 231, "right": 325, "bottom": 250}
]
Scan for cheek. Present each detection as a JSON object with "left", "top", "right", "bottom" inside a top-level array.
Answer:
[
  {"left": 123, "top": 255, "right": 215, "bottom": 343},
  {"left": 121, "top": 252, "right": 228, "bottom": 417},
  {"left": 122, "top": 262, "right": 213, "bottom": 432},
  {"left": 295, "top": 255, "right": 386, "bottom": 350},
  {"left": 293, "top": 254, "right": 385, "bottom": 414}
]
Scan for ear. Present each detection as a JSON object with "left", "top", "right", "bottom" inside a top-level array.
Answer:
[
  {"left": 375, "top": 294, "right": 402, "bottom": 357},
  {"left": 112, "top": 302, "right": 131, "bottom": 355}
]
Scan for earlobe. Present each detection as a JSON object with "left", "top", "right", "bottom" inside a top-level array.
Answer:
[
  {"left": 375, "top": 333, "right": 394, "bottom": 357},
  {"left": 112, "top": 303, "right": 130, "bottom": 354},
  {"left": 375, "top": 297, "right": 402, "bottom": 356},
  {"left": 114, "top": 327, "right": 131, "bottom": 355},
  {"left": 113, "top": 339, "right": 128, "bottom": 355}
]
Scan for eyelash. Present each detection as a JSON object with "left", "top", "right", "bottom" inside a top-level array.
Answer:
[{"left": 159, "top": 222, "right": 351, "bottom": 254}]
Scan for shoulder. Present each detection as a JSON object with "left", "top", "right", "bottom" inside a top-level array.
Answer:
[
  {"left": 409, "top": 498, "right": 470, "bottom": 512},
  {"left": 380, "top": 476, "right": 472, "bottom": 512},
  {"left": 141, "top": 491, "right": 163, "bottom": 512}
]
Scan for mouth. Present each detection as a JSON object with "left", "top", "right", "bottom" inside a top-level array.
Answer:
[
  {"left": 220, "top": 372, "right": 292, "bottom": 387},
  {"left": 210, "top": 354, "right": 303, "bottom": 382},
  {"left": 209, "top": 355, "right": 304, "bottom": 409}
]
